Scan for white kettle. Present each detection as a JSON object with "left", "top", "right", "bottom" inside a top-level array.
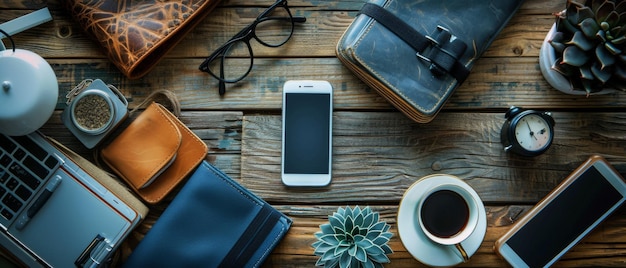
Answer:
[
  {"left": 0, "top": 47, "right": 58, "bottom": 136},
  {"left": 0, "top": 8, "right": 56, "bottom": 136}
]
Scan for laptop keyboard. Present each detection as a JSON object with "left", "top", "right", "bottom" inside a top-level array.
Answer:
[{"left": 0, "top": 134, "right": 59, "bottom": 228}]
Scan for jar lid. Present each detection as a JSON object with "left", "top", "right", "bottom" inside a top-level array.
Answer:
[
  {"left": 70, "top": 89, "right": 115, "bottom": 135},
  {"left": 0, "top": 49, "right": 58, "bottom": 136}
]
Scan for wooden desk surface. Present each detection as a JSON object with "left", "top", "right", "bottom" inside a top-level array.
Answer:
[{"left": 4, "top": 0, "right": 626, "bottom": 266}]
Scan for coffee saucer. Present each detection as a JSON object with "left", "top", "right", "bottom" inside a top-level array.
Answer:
[{"left": 397, "top": 174, "right": 487, "bottom": 267}]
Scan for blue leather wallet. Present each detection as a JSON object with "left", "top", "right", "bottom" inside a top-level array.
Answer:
[{"left": 122, "top": 160, "right": 292, "bottom": 267}]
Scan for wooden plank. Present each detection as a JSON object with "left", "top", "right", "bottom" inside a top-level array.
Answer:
[
  {"left": 116, "top": 205, "right": 626, "bottom": 267},
  {"left": 7, "top": 0, "right": 625, "bottom": 111},
  {"left": 46, "top": 58, "right": 626, "bottom": 111},
  {"left": 46, "top": 58, "right": 386, "bottom": 110},
  {"left": 241, "top": 112, "right": 626, "bottom": 204},
  {"left": 3, "top": 0, "right": 561, "bottom": 59},
  {"left": 263, "top": 205, "right": 626, "bottom": 267},
  {"left": 39, "top": 110, "right": 244, "bottom": 177}
]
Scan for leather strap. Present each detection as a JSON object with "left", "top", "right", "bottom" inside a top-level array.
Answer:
[
  {"left": 359, "top": 3, "right": 470, "bottom": 83},
  {"left": 219, "top": 204, "right": 282, "bottom": 267}
]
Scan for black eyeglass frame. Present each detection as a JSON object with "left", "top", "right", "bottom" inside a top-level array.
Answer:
[{"left": 199, "top": 0, "right": 306, "bottom": 95}]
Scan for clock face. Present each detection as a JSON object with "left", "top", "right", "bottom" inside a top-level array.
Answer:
[{"left": 513, "top": 114, "right": 552, "bottom": 152}]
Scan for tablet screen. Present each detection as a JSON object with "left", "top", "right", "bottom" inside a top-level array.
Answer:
[{"left": 507, "top": 166, "right": 622, "bottom": 267}]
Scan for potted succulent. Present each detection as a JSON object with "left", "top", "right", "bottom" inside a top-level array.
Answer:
[
  {"left": 312, "top": 206, "right": 393, "bottom": 268},
  {"left": 539, "top": 0, "right": 626, "bottom": 95}
]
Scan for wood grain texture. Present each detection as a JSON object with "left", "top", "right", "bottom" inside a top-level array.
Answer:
[
  {"left": 4, "top": 0, "right": 625, "bottom": 110},
  {"left": 241, "top": 112, "right": 626, "bottom": 204},
  {"left": 39, "top": 57, "right": 626, "bottom": 111},
  {"left": 39, "top": 110, "right": 243, "bottom": 177},
  {"left": 114, "top": 204, "right": 626, "bottom": 267},
  {"left": 4, "top": 0, "right": 626, "bottom": 266},
  {"left": 260, "top": 205, "right": 626, "bottom": 267}
]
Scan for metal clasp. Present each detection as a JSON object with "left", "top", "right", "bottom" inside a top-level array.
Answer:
[{"left": 416, "top": 25, "right": 466, "bottom": 76}]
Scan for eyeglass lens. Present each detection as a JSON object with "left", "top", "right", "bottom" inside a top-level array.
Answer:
[
  {"left": 202, "top": 2, "right": 301, "bottom": 88},
  {"left": 204, "top": 4, "right": 295, "bottom": 83},
  {"left": 255, "top": 5, "right": 295, "bottom": 47}
]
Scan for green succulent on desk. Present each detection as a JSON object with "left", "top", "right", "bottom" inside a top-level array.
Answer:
[
  {"left": 312, "top": 206, "right": 393, "bottom": 268},
  {"left": 549, "top": 0, "right": 626, "bottom": 94}
]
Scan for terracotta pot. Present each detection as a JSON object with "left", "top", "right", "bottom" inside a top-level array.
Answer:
[{"left": 539, "top": 23, "right": 619, "bottom": 95}]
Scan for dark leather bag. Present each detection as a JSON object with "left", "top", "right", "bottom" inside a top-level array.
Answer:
[
  {"left": 66, "top": 0, "right": 221, "bottom": 79},
  {"left": 337, "top": 0, "right": 524, "bottom": 123},
  {"left": 122, "top": 160, "right": 292, "bottom": 268}
]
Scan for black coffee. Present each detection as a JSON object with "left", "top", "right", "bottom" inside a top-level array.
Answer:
[{"left": 420, "top": 189, "right": 469, "bottom": 238}]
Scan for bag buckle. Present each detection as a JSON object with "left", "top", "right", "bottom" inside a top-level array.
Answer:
[{"left": 416, "top": 26, "right": 467, "bottom": 76}]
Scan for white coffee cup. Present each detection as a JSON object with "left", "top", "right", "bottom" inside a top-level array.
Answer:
[{"left": 417, "top": 183, "right": 479, "bottom": 262}]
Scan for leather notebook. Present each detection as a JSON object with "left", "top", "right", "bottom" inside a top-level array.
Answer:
[
  {"left": 336, "top": 0, "right": 524, "bottom": 123},
  {"left": 65, "top": 0, "right": 222, "bottom": 79},
  {"left": 122, "top": 160, "right": 292, "bottom": 267},
  {"left": 101, "top": 102, "right": 207, "bottom": 204}
]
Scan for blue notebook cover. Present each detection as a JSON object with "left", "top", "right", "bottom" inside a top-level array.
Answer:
[{"left": 123, "top": 160, "right": 291, "bottom": 267}]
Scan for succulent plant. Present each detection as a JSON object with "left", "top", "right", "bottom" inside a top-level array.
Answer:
[
  {"left": 312, "top": 206, "right": 393, "bottom": 268},
  {"left": 548, "top": 0, "right": 626, "bottom": 95}
]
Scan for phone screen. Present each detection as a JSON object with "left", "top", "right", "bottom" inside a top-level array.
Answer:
[
  {"left": 506, "top": 166, "right": 623, "bottom": 267},
  {"left": 283, "top": 92, "right": 331, "bottom": 174}
]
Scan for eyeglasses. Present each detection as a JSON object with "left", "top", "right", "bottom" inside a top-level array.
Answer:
[{"left": 199, "top": 0, "right": 306, "bottom": 95}]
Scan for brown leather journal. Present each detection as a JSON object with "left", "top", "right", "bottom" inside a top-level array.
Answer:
[
  {"left": 101, "top": 102, "right": 208, "bottom": 204},
  {"left": 65, "top": 0, "right": 221, "bottom": 79}
]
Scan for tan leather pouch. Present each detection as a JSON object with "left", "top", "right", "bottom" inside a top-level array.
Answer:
[{"left": 101, "top": 102, "right": 207, "bottom": 204}]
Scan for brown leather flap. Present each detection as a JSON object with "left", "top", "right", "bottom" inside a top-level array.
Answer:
[
  {"left": 65, "top": 0, "right": 222, "bottom": 79},
  {"left": 101, "top": 102, "right": 207, "bottom": 203},
  {"left": 102, "top": 103, "right": 181, "bottom": 190}
]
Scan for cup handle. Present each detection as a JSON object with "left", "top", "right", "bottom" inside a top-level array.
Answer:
[{"left": 455, "top": 243, "right": 470, "bottom": 262}]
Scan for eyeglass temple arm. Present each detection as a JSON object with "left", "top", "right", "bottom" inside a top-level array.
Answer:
[
  {"left": 257, "top": 16, "right": 306, "bottom": 23},
  {"left": 219, "top": 53, "right": 227, "bottom": 95},
  {"left": 292, "top": 17, "right": 307, "bottom": 23},
  {"left": 219, "top": 79, "right": 226, "bottom": 96}
]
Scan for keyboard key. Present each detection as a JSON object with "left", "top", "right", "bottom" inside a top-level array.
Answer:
[
  {"left": 0, "top": 155, "right": 10, "bottom": 167},
  {"left": 1, "top": 209, "right": 13, "bottom": 221},
  {"left": 14, "top": 185, "right": 32, "bottom": 201},
  {"left": 3, "top": 194, "right": 22, "bottom": 212},
  {"left": 11, "top": 135, "right": 47, "bottom": 161},
  {"left": 24, "top": 155, "right": 49, "bottom": 180},
  {"left": 6, "top": 178, "right": 18, "bottom": 191},
  {"left": 0, "top": 135, "right": 16, "bottom": 153},
  {"left": 12, "top": 149, "right": 25, "bottom": 161},
  {"left": 8, "top": 164, "right": 40, "bottom": 190},
  {"left": 0, "top": 173, "right": 8, "bottom": 184},
  {"left": 44, "top": 156, "right": 59, "bottom": 169}
]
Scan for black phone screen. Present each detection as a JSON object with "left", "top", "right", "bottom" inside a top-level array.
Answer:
[
  {"left": 283, "top": 92, "right": 331, "bottom": 174},
  {"left": 507, "top": 166, "right": 623, "bottom": 267}
]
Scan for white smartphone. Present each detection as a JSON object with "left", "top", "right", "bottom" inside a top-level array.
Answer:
[
  {"left": 495, "top": 155, "right": 626, "bottom": 268},
  {"left": 281, "top": 80, "right": 333, "bottom": 186}
]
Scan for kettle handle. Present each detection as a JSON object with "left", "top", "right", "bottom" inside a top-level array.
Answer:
[
  {"left": 0, "top": 29, "right": 13, "bottom": 52},
  {"left": 0, "top": 7, "right": 53, "bottom": 52},
  {"left": 0, "top": 7, "right": 52, "bottom": 37}
]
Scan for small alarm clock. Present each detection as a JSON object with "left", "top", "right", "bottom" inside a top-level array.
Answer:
[{"left": 500, "top": 106, "right": 555, "bottom": 157}]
